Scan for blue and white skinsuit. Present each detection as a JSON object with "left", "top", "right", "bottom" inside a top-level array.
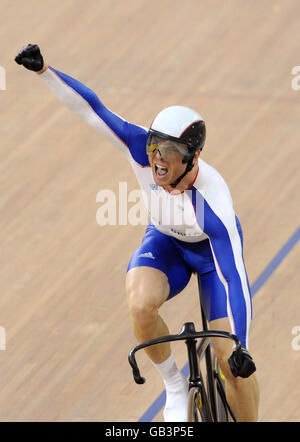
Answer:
[{"left": 40, "top": 66, "right": 252, "bottom": 349}]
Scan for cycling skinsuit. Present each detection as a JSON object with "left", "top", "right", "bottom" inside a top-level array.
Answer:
[{"left": 40, "top": 66, "right": 252, "bottom": 348}]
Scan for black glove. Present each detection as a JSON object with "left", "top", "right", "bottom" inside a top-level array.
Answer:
[
  {"left": 15, "top": 44, "right": 44, "bottom": 72},
  {"left": 228, "top": 347, "right": 256, "bottom": 378}
]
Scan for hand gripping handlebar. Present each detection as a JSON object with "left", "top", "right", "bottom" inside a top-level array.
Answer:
[{"left": 128, "top": 322, "right": 254, "bottom": 384}]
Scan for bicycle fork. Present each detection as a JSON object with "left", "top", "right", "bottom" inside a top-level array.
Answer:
[{"left": 184, "top": 323, "right": 214, "bottom": 422}]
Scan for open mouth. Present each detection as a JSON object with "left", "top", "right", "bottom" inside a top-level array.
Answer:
[{"left": 155, "top": 164, "right": 168, "bottom": 178}]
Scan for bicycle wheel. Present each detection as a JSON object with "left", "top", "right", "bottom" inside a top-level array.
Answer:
[
  {"left": 213, "top": 355, "right": 228, "bottom": 422},
  {"left": 203, "top": 347, "right": 229, "bottom": 422},
  {"left": 187, "top": 386, "right": 212, "bottom": 422}
]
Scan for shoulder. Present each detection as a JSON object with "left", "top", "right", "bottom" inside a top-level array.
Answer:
[
  {"left": 192, "top": 159, "right": 236, "bottom": 235},
  {"left": 194, "top": 159, "right": 233, "bottom": 208}
]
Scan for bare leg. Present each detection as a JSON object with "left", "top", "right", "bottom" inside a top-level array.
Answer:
[
  {"left": 126, "top": 266, "right": 171, "bottom": 363},
  {"left": 126, "top": 266, "right": 189, "bottom": 422}
]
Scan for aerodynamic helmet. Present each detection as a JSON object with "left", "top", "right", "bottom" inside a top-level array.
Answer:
[
  {"left": 147, "top": 105, "right": 206, "bottom": 164},
  {"left": 147, "top": 106, "right": 206, "bottom": 187}
]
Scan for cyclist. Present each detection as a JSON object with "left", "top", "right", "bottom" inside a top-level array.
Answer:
[{"left": 15, "top": 44, "right": 259, "bottom": 422}]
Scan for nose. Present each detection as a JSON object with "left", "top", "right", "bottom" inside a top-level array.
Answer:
[{"left": 154, "top": 148, "right": 166, "bottom": 162}]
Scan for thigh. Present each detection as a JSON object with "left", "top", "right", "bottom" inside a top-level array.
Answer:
[
  {"left": 199, "top": 270, "right": 228, "bottom": 323},
  {"left": 127, "top": 224, "right": 192, "bottom": 300},
  {"left": 199, "top": 270, "right": 250, "bottom": 349},
  {"left": 126, "top": 266, "right": 170, "bottom": 309}
]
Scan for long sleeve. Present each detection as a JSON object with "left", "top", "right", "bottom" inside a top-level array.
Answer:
[{"left": 40, "top": 66, "right": 150, "bottom": 166}]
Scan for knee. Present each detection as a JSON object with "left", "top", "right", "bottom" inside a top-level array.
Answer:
[
  {"left": 127, "top": 288, "right": 157, "bottom": 326},
  {"left": 126, "top": 269, "right": 169, "bottom": 327}
]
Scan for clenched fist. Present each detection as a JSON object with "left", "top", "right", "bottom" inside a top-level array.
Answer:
[{"left": 15, "top": 44, "right": 44, "bottom": 72}]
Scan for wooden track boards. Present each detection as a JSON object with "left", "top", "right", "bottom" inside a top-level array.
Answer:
[{"left": 0, "top": 0, "right": 299, "bottom": 421}]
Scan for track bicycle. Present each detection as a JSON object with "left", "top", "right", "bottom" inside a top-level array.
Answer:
[{"left": 128, "top": 275, "right": 256, "bottom": 422}]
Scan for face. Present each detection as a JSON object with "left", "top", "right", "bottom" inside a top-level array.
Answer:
[{"left": 147, "top": 139, "right": 190, "bottom": 187}]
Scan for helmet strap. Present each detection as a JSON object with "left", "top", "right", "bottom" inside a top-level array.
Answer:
[{"left": 170, "top": 157, "right": 195, "bottom": 188}]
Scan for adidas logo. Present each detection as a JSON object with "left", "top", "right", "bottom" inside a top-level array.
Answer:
[{"left": 138, "top": 252, "right": 155, "bottom": 259}]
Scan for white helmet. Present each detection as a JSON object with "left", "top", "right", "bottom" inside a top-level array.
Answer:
[
  {"left": 148, "top": 105, "right": 206, "bottom": 162},
  {"left": 147, "top": 106, "right": 206, "bottom": 187}
]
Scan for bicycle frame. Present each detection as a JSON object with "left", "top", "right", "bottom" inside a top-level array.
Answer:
[
  {"left": 197, "top": 274, "right": 217, "bottom": 420},
  {"left": 128, "top": 275, "right": 241, "bottom": 422},
  {"left": 197, "top": 274, "right": 236, "bottom": 422},
  {"left": 128, "top": 323, "right": 240, "bottom": 420}
]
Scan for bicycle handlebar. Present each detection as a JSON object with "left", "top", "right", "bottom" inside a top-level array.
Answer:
[{"left": 128, "top": 322, "right": 242, "bottom": 384}]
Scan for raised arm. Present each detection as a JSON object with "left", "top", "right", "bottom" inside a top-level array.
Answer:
[{"left": 15, "top": 44, "right": 150, "bottom": 165}]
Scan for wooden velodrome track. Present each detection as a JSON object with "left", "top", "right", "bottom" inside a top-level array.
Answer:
[{"left": 0, "top": 0, "right": 299, "bottom": 422}]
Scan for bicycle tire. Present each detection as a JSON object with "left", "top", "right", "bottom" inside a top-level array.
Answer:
[
  {"left": 210, "top": 352, "right": 237, "bottom": 422},
  {"left": 187, "top": 386, "right": 212, "bottom": 422},
  {"left": 203, "top": 348, "right": 228, "bottom": 422},
  {"left": 213, "top": 356, "right": 228, "bottom": 422}
]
